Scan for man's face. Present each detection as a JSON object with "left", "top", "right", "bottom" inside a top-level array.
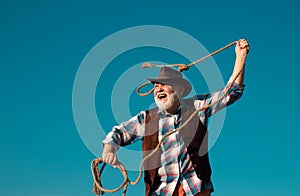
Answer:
[{"left": 153, "top": 83, "right": 178, "bottom": 111}]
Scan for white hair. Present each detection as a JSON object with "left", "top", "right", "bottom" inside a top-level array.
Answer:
[{"left": 154, "top": 92, "right": 178, "bottom": 112}]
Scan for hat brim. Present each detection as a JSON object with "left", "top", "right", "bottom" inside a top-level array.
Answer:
[{"left": 147, "top": 77, "right": 192, "bottom": 97}]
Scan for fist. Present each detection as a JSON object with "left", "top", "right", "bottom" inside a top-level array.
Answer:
[
  {"left": 102, "top": 151, "right": 118, "bottom": 167},
  {"left": 235, "top": 39, "right": 250, "bottom": 56}
]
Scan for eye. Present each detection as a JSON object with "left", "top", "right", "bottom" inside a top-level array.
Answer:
[{"left": 154, "top": 83, "right": 165, "bottom": 88}]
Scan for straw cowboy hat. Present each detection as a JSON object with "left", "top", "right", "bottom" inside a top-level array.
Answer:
[{"left": 147, "top": 66, "right": 192, "bottom": 97}]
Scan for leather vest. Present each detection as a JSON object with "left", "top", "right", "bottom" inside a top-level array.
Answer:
[{"left": 142, "top": 99, "right": 212, "bottom": 196}]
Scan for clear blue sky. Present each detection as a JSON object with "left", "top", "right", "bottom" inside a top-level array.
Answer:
[{"left": 1, "top": 0, "right": 300, "bottom": 195}]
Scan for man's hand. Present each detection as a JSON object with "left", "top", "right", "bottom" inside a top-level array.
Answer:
[
  {"left": 235, "top": 39, "right": 250, "bottom": 57},
  {"left": 231, "top": 38, "right": 250, "bottom": 85},
  {"left": 102, "top": 144, "right": 119, "bottom": 168}
]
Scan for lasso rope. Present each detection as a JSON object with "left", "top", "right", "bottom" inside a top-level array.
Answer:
[
  {"left": 136, "top": 41, "right": 237, "bottom": 96},
  {"left": 91, "top": 41, "right": 242, "bottom": 195}
]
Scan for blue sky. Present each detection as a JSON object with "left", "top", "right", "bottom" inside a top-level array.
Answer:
[{"left": 1, "top": 0, "right": 300, "bottom": 195}]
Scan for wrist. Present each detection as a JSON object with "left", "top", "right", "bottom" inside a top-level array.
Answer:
[
  {"left": 235, "top": 54, "right": 247, "bottom": 62},
  {"left": 236, "top": 52, "right": 247, "bottom": 58},
  {"left": 103, "top": 144, "right": 116, "bottom": 153}
]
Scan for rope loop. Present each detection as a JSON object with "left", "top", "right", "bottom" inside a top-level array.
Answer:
[
  {"left": 136, "top": 81, "right": 153, "bottom": 96},
  {"left": 91, "top": 158, "right": 129, "bottom": 196}
]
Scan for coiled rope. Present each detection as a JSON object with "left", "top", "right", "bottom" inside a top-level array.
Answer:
[{"left": 91, "top": 41, "right": 243, "bottom": 196}]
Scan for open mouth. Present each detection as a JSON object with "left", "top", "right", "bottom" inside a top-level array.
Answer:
[{"left": 157, "top": 93, "right": 167, "bottom": 99}]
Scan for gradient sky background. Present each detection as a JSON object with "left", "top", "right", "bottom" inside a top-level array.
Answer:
[{"left": 1, "top": 0, "right": 300, "bottom": 196}]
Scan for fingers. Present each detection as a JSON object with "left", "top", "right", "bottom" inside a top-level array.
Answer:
[
  {"left": 238, "top": 39, "right": 250, "bottom": 49},
  {"left": 236, "top": 39, "right": 250, "bottom": 53},
  {"left": 102, "top": 152, "right": 118, "bottom": 167}
]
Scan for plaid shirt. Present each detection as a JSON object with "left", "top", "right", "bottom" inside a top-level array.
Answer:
[{"left": 103, "top": 80, "right": 244, "bottom": 195}]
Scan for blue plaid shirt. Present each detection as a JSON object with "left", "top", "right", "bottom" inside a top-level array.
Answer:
[{"left": 103, "top": 80, "right": 244, "bottom": 195}]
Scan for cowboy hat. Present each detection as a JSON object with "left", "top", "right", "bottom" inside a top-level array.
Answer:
[{"left": 147, "top": 66, "right": 192, "bottom": 97}]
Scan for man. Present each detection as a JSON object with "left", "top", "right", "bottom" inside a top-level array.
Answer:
[{"left": 102, "top": 39, "right": 250, "bottom": 196}]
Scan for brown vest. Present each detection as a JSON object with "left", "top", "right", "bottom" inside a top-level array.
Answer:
[{"left": 142, "top": 99, "right": 212, "bottom": 196}]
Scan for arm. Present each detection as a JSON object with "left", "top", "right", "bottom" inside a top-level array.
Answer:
[
  {"left": 195, "top": 82, "right": 244, "bottom": 118},
  {"left": 194, "top": 39, "right": 249, "bottom": 117},
  {"left": 231, "top": 39, "right": 250, "bottom": 85},
  {"left": 102, "top": 111, "right": 146, "bottom": 167}
]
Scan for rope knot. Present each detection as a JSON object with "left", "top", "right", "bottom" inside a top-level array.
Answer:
[{"left": 177, "top": 64, "right": 189, "bottom": 72}]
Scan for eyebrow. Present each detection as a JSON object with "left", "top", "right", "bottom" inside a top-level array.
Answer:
[{"left": 154, "top": 82, "right": 162, "bottom": 85}]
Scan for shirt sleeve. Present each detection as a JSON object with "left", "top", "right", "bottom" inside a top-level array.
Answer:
[
  {"left": 102, "top": 111, "right": 146, "bottom": 151},
  {"left": 194, "top": 78, "right": 245, "bottom": 117}
]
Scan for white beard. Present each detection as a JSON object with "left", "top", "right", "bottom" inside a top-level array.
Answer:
[{"left": 155, "top": 93, "right": 177, "bottom": 112}]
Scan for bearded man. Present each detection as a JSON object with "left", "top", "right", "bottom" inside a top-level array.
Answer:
[{"left": 102, "top": 39, "right": 250, "bottom": 196}]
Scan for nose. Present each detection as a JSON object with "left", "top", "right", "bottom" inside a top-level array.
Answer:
[
  {"left": 154, "top": 87, "right": 162, "bottom": 93},
  {"left": 158, "top": 87, "right": 164, "bottom": 92},
  {"left": 154, "top": 84, "right": 164, "bottom": 94}
]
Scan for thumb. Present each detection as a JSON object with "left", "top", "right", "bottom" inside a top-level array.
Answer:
[
  {"left": 111, "top": 154, "right": 119, "bottom": 167},
  {"left": 112, "top": 161, "right": 121, "bottom": 169}
]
